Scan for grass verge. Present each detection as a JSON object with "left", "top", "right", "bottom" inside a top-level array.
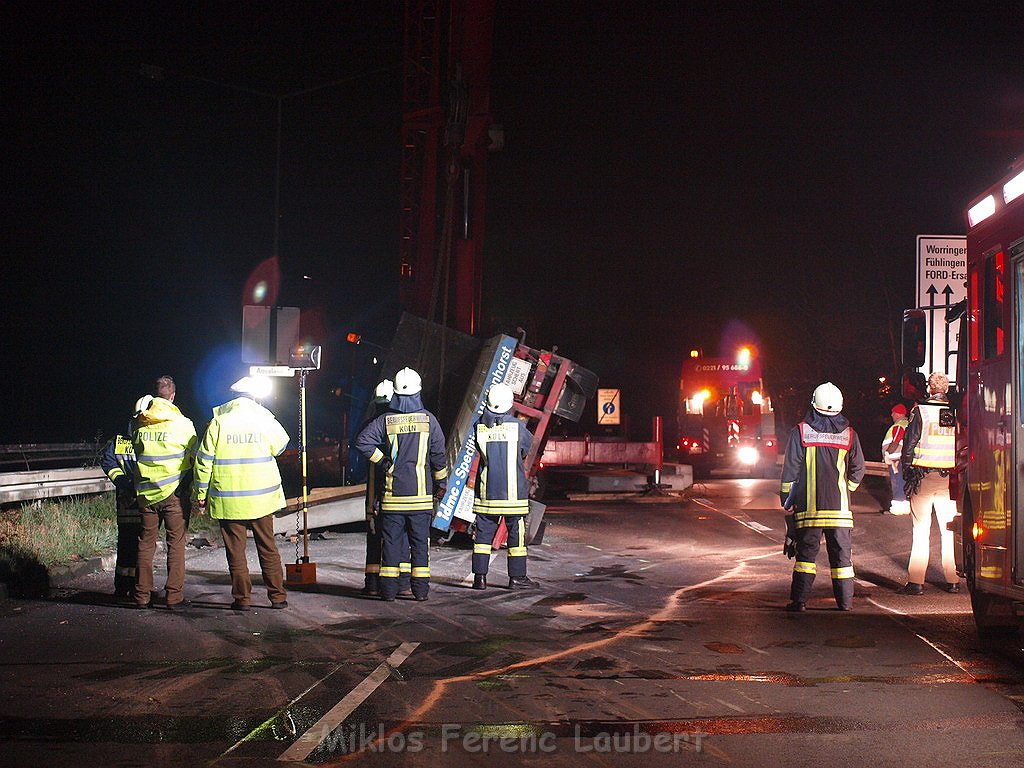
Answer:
[{"left": 1, "top": 494, "right": 118, "bottom": 596}]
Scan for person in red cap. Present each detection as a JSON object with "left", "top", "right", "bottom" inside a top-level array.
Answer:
[{"left": 882, "top": 403, "right": 909, "bottom": 515}]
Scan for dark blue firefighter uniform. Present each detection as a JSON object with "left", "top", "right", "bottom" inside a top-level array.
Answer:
[
  {"left": 471, "top": 410, "right": 534, "bottom": 580},
  {"left": 354, "top": 390, "right": 446, "bottom": 601},
  {"left": 100, "top": 434, "right": 143, "bottom": 597},
  {"left": 780, "top": 409, "right": 865, "bottom": 610}
]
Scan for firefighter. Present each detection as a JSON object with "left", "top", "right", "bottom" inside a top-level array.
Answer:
[
  {"left": 132, "top": 376, "right": 196, "bottom": 610},
  {"left": 361, "top": 380, "right": 412, "bottom": 597},
  {"left": 470, "top": 383, "right": 537, "bottom": 590},
  {"left": 898, "top": 372, "right": 959, "bottom": 595},
  {"left": 882, "top": 403, "right": 910, "bottom": 515},
  {"left": 193, "top": 376, "right": 290, "bottom": 610},
  {"left": 780, "top": 382, "right": 865, "bottom": 612},
  {"left": 354, "top": 367, "right": 447, "bottom": 602},
  {"left": 99, "top": 397, "right": 148, "bottom": 598}
]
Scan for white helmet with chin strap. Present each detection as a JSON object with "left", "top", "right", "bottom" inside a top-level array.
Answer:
[{"left": 811, "top": 382, "right": 843, "bottom": 415}]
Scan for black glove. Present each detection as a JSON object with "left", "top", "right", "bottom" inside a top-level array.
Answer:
[
  {"left": 782, "top": 513, "right": 797, "bottom": 559},
  {"left": 433, "top": 485, "right": 447, "bottom": 502},
  {"left": 113, "top": 474, "right": 132, "bottom": 491},
  {"left": 902, "top": 465, "right": 924, "bottom": 498}
]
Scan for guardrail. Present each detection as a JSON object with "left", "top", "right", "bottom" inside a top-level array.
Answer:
[
  {"left": 0, "top": 468, "right": 112, "bottom": 504},
  {"left": 0, "top": 460, "right": 891, "bottom": 506}
]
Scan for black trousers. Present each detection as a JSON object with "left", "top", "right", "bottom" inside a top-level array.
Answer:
[
  {"left": 114, "top": 492, "right": 142, "bottom": 597},
  {"left": 473, "top": 513, "right": 528, "bottom": 579},
  {"left": 790, "top": 527, "right": 854, "bottom": 608},
  {"left": 380, "top": 512, "right": 430, "bottom": 599}
]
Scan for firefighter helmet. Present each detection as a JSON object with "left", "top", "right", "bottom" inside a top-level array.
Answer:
[
  {"left": 231, "top": 375, "right": 272, "bottom": 399},
  {"left": 485, "top": 383, "right": 515, "bottom": 414},
  {"left": 374, "top": 379, "right": 394, "bottom": 404},
  {"left": 394, "top": 367, "right": 422, "bottom": 395},
  {"left": 133, "top": 395, "right": 153, "bottom": 416},
  {"left": 811, "top": 382, "right": 843, "bottom": 415}
]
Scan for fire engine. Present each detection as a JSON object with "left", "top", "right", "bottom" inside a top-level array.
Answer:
[
  {"left": 904, "top": 157, "right": 1024, "bottom": 636},
  {"left": 676, "top": 347, "right": 778, "bottom": 477}
]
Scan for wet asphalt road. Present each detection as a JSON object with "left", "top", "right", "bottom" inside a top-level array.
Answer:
[{"left": 1, "top": 476, "right": 1023, "bottom": 767}]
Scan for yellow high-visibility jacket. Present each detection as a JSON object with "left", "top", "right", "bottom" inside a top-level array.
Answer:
[
  {"left": 133, "top": 398, "right": 196, "bottom": 506},
  {"left": 193, "top": 397, "right": 289, "bottom": 520}
]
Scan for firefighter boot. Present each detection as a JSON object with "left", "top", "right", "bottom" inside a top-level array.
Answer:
[
  {"left": 362, "top": 574, "right": 380, "bottom": 597},
  {"left": 473, "top": 573, "right": 487, "bottom": 590},
  {"left": 508, "top": 576, "right": 539, "bottom": 590}
]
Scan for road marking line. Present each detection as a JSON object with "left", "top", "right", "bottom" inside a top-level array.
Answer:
[{"left": 277, "top": 642, "right": 419, "bottom": 763}]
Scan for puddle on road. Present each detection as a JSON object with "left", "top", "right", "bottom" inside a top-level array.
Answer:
[
  {"left": 824, "top": 635, "right": 876, "bottom": 649},
  {"left": 573, "top": 565, "right": 646, "bottom": 585},
  {"left": 0, "top": 707, "right": 322, "bottom": 745},
  {"left": 703, "top": 642, "right": 745, "bottom": 654},
  {"left": 532, "top": 593, "right": 587, "bottom": 607}
]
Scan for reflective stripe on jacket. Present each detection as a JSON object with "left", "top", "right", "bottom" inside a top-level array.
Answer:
[
  {"left": 354, "top": 393, "right": 447, "bottom": 514},
  {"left": 193, "top": 397, "right": 289, "bottom": 520},
  {"left": 101, "top": 435, "right": 137, "bottom": 485},
  {"left": 133, "top": 398, "right": 196, "bottom": 506},
  {"left": 473, "top": 413, "right": 534, "bottom": 516},
  {"left": 780, "top": 412, "right": 864, "bottom": 529},
  {"left": 910, "top": 403, "right": 955, "bottom": 469}
]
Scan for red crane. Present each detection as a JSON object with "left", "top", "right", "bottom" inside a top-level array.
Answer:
[{"left": 399, "top": 0, "right": 496, "bottom": 336}]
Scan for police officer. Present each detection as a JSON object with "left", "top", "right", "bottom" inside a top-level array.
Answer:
[
  {"left": 354, "top": 367, "right": 447, "bottom": 602},
  {"left": 780, "top": 382, "right": 865, "bottom": 612},
  {"left": 898, "top": 372, "right": 959, "bottom": 595},
  {"left": 99, "top": 397, "right": 147, "bottom": 598},
  {"left": 193, "top": 376, "right": 290, "bottom": 610},
  {"left": 470, "top": 383, "right": 537, "bottom": 590},
  {"left": 133, "top": 376, "right": 196, "bottom": 610},
  {"left": 361, "top": 380, "right": 412, "bottom": 597}
]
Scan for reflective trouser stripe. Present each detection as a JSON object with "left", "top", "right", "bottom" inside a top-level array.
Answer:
[
  {"left": 399, "top": 562, "right": 411, "bottom": 573},
  {"left": 794, "top": 561, "right": 816, "bottom": 574},
  {"left": 831, "top": 566, "right": 855, "bottom": 579},
  {"left": 412, "top": 567, "right": 430, "bottom": 578},
  {"left": 380, "top": 566, "right": 401, "bottom": 578},
  {"left": 508, "top": 547, "right": 527, "bottom": 557},
  {"left": 365, "top": 563, "right": 380, "bottom": 574},
  {"left": 474, "top": 544, "right": 493, "bottom": 555}
]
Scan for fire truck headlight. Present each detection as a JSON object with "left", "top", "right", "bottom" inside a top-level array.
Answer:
[{"left": 738, "top": 446, "right": 759, "bottom": 466}]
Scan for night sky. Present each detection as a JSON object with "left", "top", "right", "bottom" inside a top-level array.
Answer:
[{"left": 2, "top": 1, "right": 1022, "bottom": 457}]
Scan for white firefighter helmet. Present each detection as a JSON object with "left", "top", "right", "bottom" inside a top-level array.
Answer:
[
  {"left": 811, "top": 382, "right": 843, "bottom": 415},
  {"left": 230, "top": 375, "right": 272, "bottom": 399},
  {"left": 394, "top": 367, "right": 422, "bottom": 395},
  {"left": 374, "top": 379, "right": 395, "bottom": 404},
  {"left": 485, "top": 382, "right": 515, "bottom": 414},
  {"left": 133, "top": 395, "right": 153, "bottom": 416}
]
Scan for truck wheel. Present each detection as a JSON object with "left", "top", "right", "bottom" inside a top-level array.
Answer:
[{"left": 964, "top": 504, "right": 1019, "bottom": 639}]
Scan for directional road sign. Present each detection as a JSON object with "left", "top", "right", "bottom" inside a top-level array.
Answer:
[{"left": 916, "top": 235, "right": 966, "bottom": 384}]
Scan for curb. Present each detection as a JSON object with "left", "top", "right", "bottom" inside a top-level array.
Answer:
[{"left": 48, "top": 553, "right": 117, "bottom": 588}]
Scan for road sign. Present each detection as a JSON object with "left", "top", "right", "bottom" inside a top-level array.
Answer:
[
  {"left": 916, "top": 235, "right": 966, "bottom": 383},
  {"left": 249, "top": 365, "right": 295, "bottom": 377},
  {"left": 597, "top": 388, "right": 620, "bottom": 425}
]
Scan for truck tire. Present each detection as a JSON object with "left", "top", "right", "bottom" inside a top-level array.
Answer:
[{"left": 964, "top": 502, "right": 1019, "bottom": 639}]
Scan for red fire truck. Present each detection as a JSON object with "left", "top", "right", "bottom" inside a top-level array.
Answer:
[
  {"left": 676, "top": 347, "right": 778, "bottom": 477},
  {"left": 905, "top": 157, "right": 1024, "bottom": 636}
]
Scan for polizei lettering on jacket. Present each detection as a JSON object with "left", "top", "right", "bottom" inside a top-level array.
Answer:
[
  {"left": 139, "top": 432, "right": 169, "bottom": 442},
  {"left": 435, "top": 336, "right": 517, "bottom": 528},
  {"left": 226, "top": 433, "right": 265, "bottom": 444}
]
